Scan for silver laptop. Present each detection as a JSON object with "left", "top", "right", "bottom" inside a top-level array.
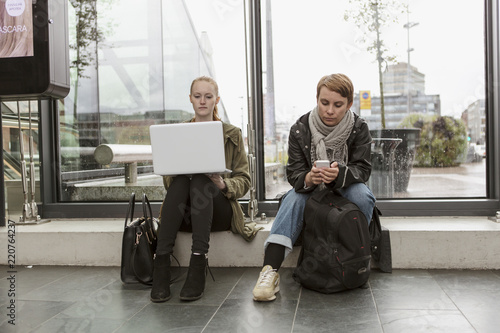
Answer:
[{"left": 150, "top": 121, "right": 231, "bottom": 176}]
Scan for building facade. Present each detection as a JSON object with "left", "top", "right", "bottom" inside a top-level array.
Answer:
[{"left": 352, "top": 63, "right": 441, "bottom": 130}]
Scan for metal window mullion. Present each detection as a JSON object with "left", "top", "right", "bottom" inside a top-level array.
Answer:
[
  {"left": 0, "top": 102, "right": 5, "bottom": 226},
  {"left": 248, "top": 0, "right": 266, "bottom": 201},
  {"left": 485, "top": 0, "right": 500, "bottom": 201},
  {"left": 39, "top": 99, "right": 59, "bottom": 210}
]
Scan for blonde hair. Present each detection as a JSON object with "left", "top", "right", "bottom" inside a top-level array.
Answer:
[
  {"left": 0, "top": 2, "right": 34, "bottom": 58},
  {"left": 190, "top": 76, "right": 221, "bottom": 121},
  {"left": 316, "top": 74, "right": 354, "bottom": 105}
]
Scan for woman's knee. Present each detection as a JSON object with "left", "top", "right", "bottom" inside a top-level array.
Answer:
[
  {"left": 271, "top": 190, "right": 310, "bottom": 236},
  {"left": 343, "top": 183, "right": 375, "bottom": 203},
  {"left": 341, "top": 183, "right": 375, "bottom": 222},
  {"left": 280, "top": 189, "right": 311, "bottom": 207}
]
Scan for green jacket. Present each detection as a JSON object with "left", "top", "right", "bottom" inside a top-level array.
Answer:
[{"left": 162, "top": 122, "right": 261, "bottom": 241}]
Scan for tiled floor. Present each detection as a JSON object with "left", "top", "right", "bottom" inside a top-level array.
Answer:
[{"left": 1, "top": 265, "right": 500, "bottom": 333}]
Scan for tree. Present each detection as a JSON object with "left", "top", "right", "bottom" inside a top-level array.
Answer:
[
  {"left": 69, "top": 0, "right": 100, "bottom": 79},
  {"left": 400, "top": 114, "right": 468, "bottom": 167},
  {"left": 344, "top": 1, "right": 405, "bottom": 129},
  {"left": 69, "top": 0, "right": 109, "bottom": 116}
]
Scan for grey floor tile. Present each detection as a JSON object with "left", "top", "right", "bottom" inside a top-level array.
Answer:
[
  {"left": 379, "top": 309, "right": 476, "bottom": 333},
  {"left": 2, "top": 265, "right": 499, "bottom": 333},
  {"left": 0, "top": 321, "right": 18, "bottom": 333},
  {"left": 429, "top": 269, "right": 500, "bottom": 290},
  {"left": 31, "top": 316, "right": 124, "bottom": 333},
  {"left": 204, "top": 298, "right": 297, "bottom": 333},
  {"left": 60, "top": 289, "right": 151, "bottom": 320},
  {"left": 23, "top": 287, "right": 104, "bottom": 303},
  {"left": 459, "top": 310, "right": 500, "bottom": 333},
  {"left": 0, "top": 289, "right": 11, "bottom": 305},
  {"left": 294, "top": 286, "right": 381, "bottom": 333},
  {"left": 115, "top": 303, "right": 218, "bottom": 333},
  {"left": 225, "top": 267, "right": 262, "bottom": 300},
  {"left": 293, "top": 307, "right": 382, "bottom": 333},
  {"left": 373, "top": 289, "right": 457, "bottom": 311},
  {"left": 0, "top": 265, "right": 85, "bottom": 297},
  {"left": 370, "top": 269, "right": 441, "bottom": 292},
  {"left": 298, "top": 286, "right": 375, "bottom": 310},
  {"left": 105, "top": 279, "right": 152, "bottom": 292},
  {"left": 445, "top": 288, "right": 500, "bottom": 310},
  {"left": 0, "top": 300, "right": 74, "bottom": 333},
  {"left": 371, "top": 269, "right": 434, "bottom": 280},
  {"left": 278, "top": 268, "right": 307, "bottom": 299},
  {"left": 445, "top": 288, "right": 500, "bottom": 332},
  {"left": 20, "top": 267, "right": 119, "bottom": 302}
]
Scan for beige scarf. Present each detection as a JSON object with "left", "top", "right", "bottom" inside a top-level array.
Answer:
[{"left": 309, "top": 106, "right": 355, "bottom": 165}]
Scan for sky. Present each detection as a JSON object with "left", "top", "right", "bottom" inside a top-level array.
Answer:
[{"left": 184, "top": 0, "right": 486, "bottom": 128}]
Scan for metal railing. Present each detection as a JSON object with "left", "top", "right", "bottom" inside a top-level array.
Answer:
[{"left": 93, "top": 144, "right": 152, "bottom": 183}]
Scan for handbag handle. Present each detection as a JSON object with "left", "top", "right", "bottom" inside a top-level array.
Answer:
[
  {"left": 142, "top": 193, "right": 153, "bottom": 221},
  {"left": 124, "top": 192, "right": 136, "bottom": 229},
  {"left": 142, "top": 193, "right": 157, "bottom": 242}
]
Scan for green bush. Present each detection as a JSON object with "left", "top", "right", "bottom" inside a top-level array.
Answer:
[{"left": 399, "top": 114, "right": 468, "bottom": 167}]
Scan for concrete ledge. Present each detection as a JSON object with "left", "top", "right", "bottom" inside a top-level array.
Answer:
[
  {"left": 382, "top": 217, "right": 500, "bottom": 269},
  {"left": 1, "top": 217, "right": 499, "bottom": 269}
]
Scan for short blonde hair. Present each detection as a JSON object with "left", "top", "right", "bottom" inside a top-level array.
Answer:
[
  {"left": 316, "top": 74, "right": 354, "bottom": 105},
  {"left": 190, "top": 76, "right": 221, "bottom": 121}
]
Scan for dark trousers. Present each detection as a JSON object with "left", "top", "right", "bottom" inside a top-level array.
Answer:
[{"left": 156, "top": 174, "right": 232, "bottom": 255}]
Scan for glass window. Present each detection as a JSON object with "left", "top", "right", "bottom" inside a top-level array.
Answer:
[
  {"left": 58, "top": 0, "right": 248, "bottom": 202},
  {"left": 262, "top": 0, "right": 487, "bottom": 200},
  {"left": 2, "top": 101, "right": 40, "bottom": 218}
]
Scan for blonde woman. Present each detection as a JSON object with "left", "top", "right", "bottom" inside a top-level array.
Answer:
[{"left": 151, "top": 76, "right": 256, "bottom": 302}]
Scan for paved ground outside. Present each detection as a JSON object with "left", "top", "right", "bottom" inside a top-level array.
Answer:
[{"left": 397, "top": 159, "right": 486, "bottom": 198}]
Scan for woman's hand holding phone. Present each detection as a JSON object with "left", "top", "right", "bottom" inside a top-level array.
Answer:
[{"left": 310, "top": 160, "right": 339, "bottom": 184}]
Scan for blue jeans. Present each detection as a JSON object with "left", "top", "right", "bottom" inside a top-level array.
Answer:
[{"left": 265, "top": 183, "right": 376, "bottom": 259}]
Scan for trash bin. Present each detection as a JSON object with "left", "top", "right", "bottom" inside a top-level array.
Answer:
[
  {"left": 368, "top": 138, "right": 402, "bottom": 198},
  {"left": 370, "top": 129, "right": 421, "bottom": 192}
]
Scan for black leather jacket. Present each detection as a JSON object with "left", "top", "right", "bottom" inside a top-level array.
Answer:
[{"left": 286, "top": 111, "right": 372, "bottom": 193}]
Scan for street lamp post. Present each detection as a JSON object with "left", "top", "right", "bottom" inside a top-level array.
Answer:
[{"left": 404, "top": 15, "right": 419, "bottom": 114}]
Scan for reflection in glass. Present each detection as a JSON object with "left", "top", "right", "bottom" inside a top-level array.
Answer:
[
  {"left": 1, "top": 101, "right": 41, "bottom": 217},
  {"left": 59, "top": 0, "right": 244, "bottom": 202},
  {"left": 262, "top": 0, "right": 486, "bottom": 199}
]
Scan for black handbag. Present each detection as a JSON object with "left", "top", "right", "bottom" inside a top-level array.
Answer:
[
  {"left": 369, "top": 206, "right": 392, "bottom": 273},
  {"left": 369, "top": 206, "right": 383, "bottom": 262},
  {"left": 120, "top": 193, "right": 159, "bottom": 285}
]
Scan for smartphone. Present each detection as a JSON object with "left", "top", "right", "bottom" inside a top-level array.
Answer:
[{"left": 315, "top": 160, "right": 330, "bottom": 168}]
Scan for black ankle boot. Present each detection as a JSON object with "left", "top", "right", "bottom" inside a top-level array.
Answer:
[
  {"left": 180, "top": 253, "right": 207, "bottom": 301},
  {"left": 150, "top": 254, "right": 171, "bottom": 302}
]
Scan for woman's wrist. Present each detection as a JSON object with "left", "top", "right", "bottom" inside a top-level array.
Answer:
[
  {"left": 304, "top": 172, "right": 313, "bottom": 188},
  {"left": 219, "top": 178, "right": 227, "bottom": 191}
]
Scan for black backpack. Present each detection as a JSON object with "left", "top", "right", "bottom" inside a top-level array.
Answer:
[{"left": 293, "top": 188, "right": 371, "bottom": 293}]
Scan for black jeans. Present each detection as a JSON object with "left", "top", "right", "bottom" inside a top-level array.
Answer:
[{"left": 156, "top": 174, "right": 232, "bottom": 255}]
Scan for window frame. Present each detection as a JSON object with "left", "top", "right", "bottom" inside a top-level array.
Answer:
[{"left": 38, "top": 0, "right": 500, "bottom": 218}]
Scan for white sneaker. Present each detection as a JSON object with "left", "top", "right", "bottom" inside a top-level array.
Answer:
[{"left": 252, "top": 265, "right": 280, "bottom": 301}]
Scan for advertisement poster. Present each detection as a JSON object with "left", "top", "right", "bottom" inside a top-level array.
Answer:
[{"left": 0, "top": 0, "right": 33, "bottom": 58}]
